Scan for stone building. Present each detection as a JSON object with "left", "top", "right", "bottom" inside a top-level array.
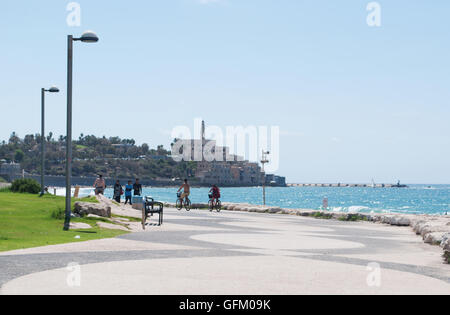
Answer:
[
  {"left": 0, "top": 162, "right": 21, "bottom": 181},
  {"left": 171, "top": 121, "right": 270, "bottom": 187}
]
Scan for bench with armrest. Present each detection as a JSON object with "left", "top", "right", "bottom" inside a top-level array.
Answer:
[{"left": 142, "top": 196, "right": 164, "bottom": 229}]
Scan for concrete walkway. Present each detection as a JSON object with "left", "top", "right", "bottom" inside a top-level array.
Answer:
[{"left": 1, "top": 207, "right": 449, "bottom": 295}]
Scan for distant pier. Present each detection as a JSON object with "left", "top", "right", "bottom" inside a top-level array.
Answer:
[{"left": 287, "top": 183, "right": 399, "bottom": 188}]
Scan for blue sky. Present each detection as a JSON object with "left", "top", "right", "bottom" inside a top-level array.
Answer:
[{"left": 0, "top": 0, "right": 449, "bottom": 183}]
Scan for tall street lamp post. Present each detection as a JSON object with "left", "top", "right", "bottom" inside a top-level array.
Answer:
[
  {"left": 40, "top": 86, "right": 60, "bottom": 196},
  {"left": 63, "top": 31, "right": 99, "bottom": 231}
]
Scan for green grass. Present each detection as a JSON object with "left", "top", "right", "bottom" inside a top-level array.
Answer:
[
  {"left": 77, "top": 196, "right": 99, "bottom": 203},
  {"left": 338, "top": 214, "right": 369, "bottom": 222},
  {"left": 311, "top": 212, "right": 333, "bottom": 220},
  {"left": 0, "top": 192, "right": 128, "bottom": 252},
  {"left": 0, "top": 186, "right": 11, "bottom": 193},
  {"left": 112, "top": 214, "right": 142, "bottom": 222}
]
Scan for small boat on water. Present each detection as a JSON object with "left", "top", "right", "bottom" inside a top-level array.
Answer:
[{"left": 392, "top": 180, "right": 408, "bottom": 188}]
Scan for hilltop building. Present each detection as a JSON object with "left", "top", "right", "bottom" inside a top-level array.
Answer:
[
  {"left": 0, "top": 162, "right": 21, "bottom": 181},
  {"left": 171, "top": 121, "right": 286, "bottom": 187}
]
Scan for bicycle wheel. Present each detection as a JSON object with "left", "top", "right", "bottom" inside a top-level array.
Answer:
[
  {"left": 208, "top": 200, "right": 214, "bottom": 212},
  {"left": 176, "top": 199, "right": 183, "bottom": 211},
  {"left": 185, "top": 198, "right": 191, "bottom": 211},
  {"left": 216, "top": 200, "right": 222, "bottom": 212}
]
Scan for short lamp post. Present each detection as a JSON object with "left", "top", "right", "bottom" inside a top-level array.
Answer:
[
  {"left": 261, "top": 150, "right": 270, "bottom": 205},
  {"left": 40, "top": 86, "right": 60, "bottom": 196},
  {"left": 63, "top": 31, "right": 99, "bottom": 231}
]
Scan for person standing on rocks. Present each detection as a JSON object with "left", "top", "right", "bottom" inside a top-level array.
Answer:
[
  {"left": 93, "top": 174, "right": 106, "bottom": 195},
  {"left": 133, "top": 178, "right": 142, "bottom": 196},
  {"left": 113, "top": 180, "right": 123, "bottom": 203}
]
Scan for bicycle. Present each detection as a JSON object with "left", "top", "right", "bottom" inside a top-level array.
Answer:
[
  {"left": 208, "top": 194, "right": 222, "bottom": 212},
  {"left": 176, "top": 192, "right": 191, "bottom": 211}
]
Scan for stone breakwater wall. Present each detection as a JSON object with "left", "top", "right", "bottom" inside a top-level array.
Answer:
[{"left": 165, "top": 201, "right": 450, "bottom": 263}]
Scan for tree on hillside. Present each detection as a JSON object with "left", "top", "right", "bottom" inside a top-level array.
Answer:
[
  {"left": 9, "top": 132, "right": 20, "bottom": 145},
  {"left": 142, "top": 143, "right": 149, "bottom": 154},
  {"left": 46, "top": 132, "right": 54, "bottom": 142},
  {"left": 14, "top": 149, "right": 25, "bottom": 163}
]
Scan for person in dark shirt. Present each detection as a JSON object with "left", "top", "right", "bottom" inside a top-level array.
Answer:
[
  {"left": 113, "top": 180, "right": 123, "bottom": 203},
  {"left": 133, "top": 178, "right": 142, "bottom": 196},
  {"left": 209, "top": 184, "right": 221, "bottom": 203}
]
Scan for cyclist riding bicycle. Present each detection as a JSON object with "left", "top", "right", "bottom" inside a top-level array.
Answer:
[
  {"left": 209, "top": 185, "right": 221, "bottom": 203},
  {"left": 177, "top": 179, "right": 190, "bottom": 206}
]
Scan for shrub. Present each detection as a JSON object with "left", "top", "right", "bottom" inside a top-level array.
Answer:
[
  {"left": 312, "top": 212, "right": 332, "bottom": 220},
  {"left": 10, "top": 178, "right": 41, "bottom": 194},
  {"left": 51, "top": 207, "right": 65, "bottom": 220}
]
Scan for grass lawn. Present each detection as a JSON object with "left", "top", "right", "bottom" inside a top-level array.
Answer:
[{"left": 0, "top": 192, "right": 128, "bottom": 252}]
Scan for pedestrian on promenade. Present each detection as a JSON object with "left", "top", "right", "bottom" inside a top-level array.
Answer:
[
  {"left": 93, "top": 174, "right": 106, "bottom": 195},
  {"left": 124, "top": 180, "right": 133, "bottom": 205},
  {"left": 133, "top": 178, "right": 142, "bottom": 196},
  {"left": 113, "top": 180, "right": 123, "bottom": 203}
]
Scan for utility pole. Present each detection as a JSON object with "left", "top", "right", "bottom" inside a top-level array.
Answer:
[{"left": 261, "top": 150, "right": 270, "bottom": 205}]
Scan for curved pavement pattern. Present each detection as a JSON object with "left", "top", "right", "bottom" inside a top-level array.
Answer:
[{"left": 1, "top": 208, "right": 449, "bottom": 295}]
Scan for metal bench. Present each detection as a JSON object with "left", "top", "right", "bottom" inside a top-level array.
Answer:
[{"left": 142, "top": 196, "right": 164, "bottom": 229}]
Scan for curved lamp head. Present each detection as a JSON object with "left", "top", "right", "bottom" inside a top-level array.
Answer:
[
  {"left": 79, "top": 31, "right": 99, "bottom": 43},
  {"left": 48, "top": 86, "right": 60, "bottom": 93}
]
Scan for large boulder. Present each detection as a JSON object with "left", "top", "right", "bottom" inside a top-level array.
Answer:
[
  {"left": 390, "top": 216, "right": 411, "bottom": 226},
  {"left": 423, "top": 232, "right": 447, "bottom": 245},
  {"left": 420, "top": 225, "right": 450, "bottom": 238},
  {"left": 441, "top": 233, "right": 450, "bottom": 250},
  {"left": 413, "top": 220, "right": 445, "bottom": 236},
  {"left": 74, "top": 202, "right": 111, "bottom": 218},
  {"left": 267, "top": 207, "right": 282, "bottom": 214}
]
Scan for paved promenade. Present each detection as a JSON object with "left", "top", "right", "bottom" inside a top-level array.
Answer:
[{"left": 1, "top": 208, "right": 449, "bottom": 295}]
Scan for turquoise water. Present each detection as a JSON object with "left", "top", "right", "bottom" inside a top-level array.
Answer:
[{"left": 93, "top": 185, "right": 450, "bottom": 215}]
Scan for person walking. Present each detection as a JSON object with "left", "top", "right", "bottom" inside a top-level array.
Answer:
[
  {"left": 124, "top": 180, "right": 133, "bottom": 205},
  {"left": 133, "top": 178, "right": 142, "bottom": 196},
  {"left": 113, "top": 180, "right": 123, "bottom": 203},
  {"left": 93, "top": 174, "right": 106, "bottom": 195}
]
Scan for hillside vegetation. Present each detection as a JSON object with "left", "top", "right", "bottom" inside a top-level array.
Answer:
[{"left": 0, "top": 132, "right": 197, "bottom": 179}]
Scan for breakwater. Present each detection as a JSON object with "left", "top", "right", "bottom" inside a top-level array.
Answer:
[{"left": 288, "top": 183, "right": 402, "bottom": 188}]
